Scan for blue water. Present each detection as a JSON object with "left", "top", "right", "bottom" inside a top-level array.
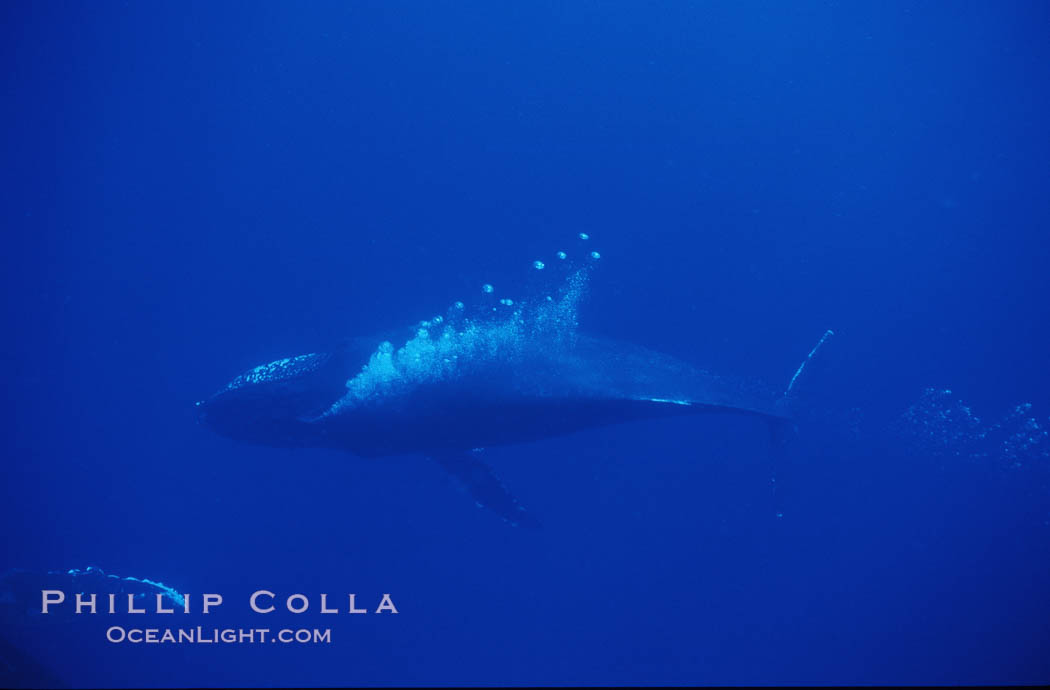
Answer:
[{"left": 3, "top": 1, "right": 1049, "bottom": 686}]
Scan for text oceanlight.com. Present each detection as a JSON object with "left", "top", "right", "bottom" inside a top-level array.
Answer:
[{"left": 106, "top": 627, "right": 331, "bottom": 644}]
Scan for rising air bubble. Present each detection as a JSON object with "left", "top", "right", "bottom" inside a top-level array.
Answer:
[
  {"left": 556, "top": 252, "right": 567, "bottom": 260},
  {"left": 482, "top": 284, "right": 494, "bottom": 294},
  {"left": 579, "top": 233, "right": 589, "bottom": 240},
  {"left": 590, "top": 251, "right": 601, "bottom": 260},
  {"left": 533, "top": 261, "right": 545, "bottom": 270}
]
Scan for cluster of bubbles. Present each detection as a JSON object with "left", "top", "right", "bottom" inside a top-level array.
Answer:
[
  {"left": 894, "top": 388, "right": 1049, "bottom": 468},
  {"left": 326, "top": 234, "right": 602, "bottom": 411}
]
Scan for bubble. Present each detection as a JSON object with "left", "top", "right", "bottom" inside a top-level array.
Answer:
[
  {"left": 590, "top": 251, "right": 601, "bottom": 260},
  {"left": 417, "top": 328, "right": 429, "bottom": 338},
  {"left": 556, "top": 251, "right": 567, "bottom": 260},
  {"left": 499, "top": 298, "right": 514, "bottom": 306},
  {"left": 454, "top": 301, "right": 465, "bottom": 310},
  {"left": 533, "top": 260, "right": 545, "bottom": 270},
  {"left": 482, "top": 284, "right": 494, "bottom": 294},
  {"left": 432, "top": 315, "right": 443, "bottom": 324},
  {"left": 579, "top": 233, "right": 589, "bottom": 240}
]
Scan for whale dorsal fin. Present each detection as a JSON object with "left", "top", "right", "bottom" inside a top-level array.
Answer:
[{"left": 432, "top": 452, "right": 539, "bottom": 528}]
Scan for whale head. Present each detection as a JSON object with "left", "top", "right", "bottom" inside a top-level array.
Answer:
[{"left": 196, "top": 350, "right": 349, "bottom": 447}]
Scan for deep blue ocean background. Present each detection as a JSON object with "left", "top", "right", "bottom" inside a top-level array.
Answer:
[{"left": 3, "top": 1, "right": 1049, "bottom": 687}]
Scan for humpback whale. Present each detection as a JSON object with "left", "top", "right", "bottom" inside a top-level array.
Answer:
[{"left": 198, "top": 238, "right": 830, "bottom": 526}]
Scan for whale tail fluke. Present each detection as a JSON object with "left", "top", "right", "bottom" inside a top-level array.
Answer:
[{"left": 433, "top": 452, "right": 541, "bottom": 528}]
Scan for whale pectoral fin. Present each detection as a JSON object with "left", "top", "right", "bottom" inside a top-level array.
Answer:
[{"left": 432, "top": 452, "right": 540, "bottom": 528}]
